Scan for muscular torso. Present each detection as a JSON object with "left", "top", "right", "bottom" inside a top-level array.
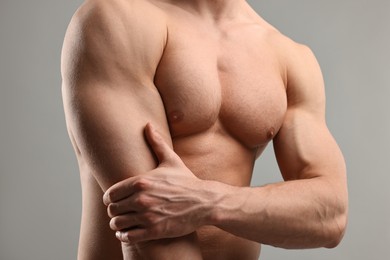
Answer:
[
  {"left": 78, "top": 0, "right": 287, "bottom": 259},
  {"left": 154, "top": 6, "right": 287, "bottom": 258}
]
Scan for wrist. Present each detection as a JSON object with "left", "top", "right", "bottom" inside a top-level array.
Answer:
[{"left": 199, "top": 180, "right": 241, "bottom": 227}]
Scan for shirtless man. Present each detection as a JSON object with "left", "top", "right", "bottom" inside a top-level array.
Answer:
[{"left": 61, "top": 0, "right": 348, "bottom": 259}]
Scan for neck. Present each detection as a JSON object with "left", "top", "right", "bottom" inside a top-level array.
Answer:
[{"left": 171, "top": 0, "right": 248, "bottom": 21}]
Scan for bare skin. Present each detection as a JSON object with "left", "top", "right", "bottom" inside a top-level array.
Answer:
[{"left": 61, "top": 0, "right": 348, "bottom": 259}]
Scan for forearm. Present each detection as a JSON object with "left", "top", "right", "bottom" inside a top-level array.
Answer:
[{"left": 207, "top": 177, "right": 348, "bottom": 249}]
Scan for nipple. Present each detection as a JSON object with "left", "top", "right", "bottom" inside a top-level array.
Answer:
[
  {"left": 169, "top": 110, "right": 184, "bottom": 123},
  {"left": 267, "top": 127, "right": 276, "bottom": 140}
]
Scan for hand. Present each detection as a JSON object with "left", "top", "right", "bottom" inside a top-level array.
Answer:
[{"left": 103, "top": 123, "right": 214, "bottom": 243}]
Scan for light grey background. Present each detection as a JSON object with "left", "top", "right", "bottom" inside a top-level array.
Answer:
[{"left": 0, "top": 0, "right": 389, "bottom": 259}]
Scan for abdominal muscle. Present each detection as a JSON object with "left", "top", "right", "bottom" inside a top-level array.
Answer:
[
  {"left": 197, "top": 225, "right": 261, "bottom": 260},
  {"left": 171, "top": 123, "right": 264, "bottom": 259}
]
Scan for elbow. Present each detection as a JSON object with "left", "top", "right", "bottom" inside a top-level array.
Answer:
[
  {"left": 324, "top": 207, "right": 348, "bottom": 249},
  {"left": 324, "top": 224, "right": 346, "bottom": 249},
  {"left": 323, "top": 176, "right": 349, "bottom": 249}
]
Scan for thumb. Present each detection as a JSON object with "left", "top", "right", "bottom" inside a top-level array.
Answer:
[{"left": 144, "top": 123, "right": 176, "bottom": 165}]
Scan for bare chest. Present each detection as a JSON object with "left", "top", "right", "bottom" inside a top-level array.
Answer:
[{"left": 154, "top": 22, "right": 287, "bottom": 148}]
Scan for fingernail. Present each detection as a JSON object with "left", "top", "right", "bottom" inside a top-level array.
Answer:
[
  {"left": 116, "top": 231, "right": 121, "bottom": 240},
  {"left": 103, "top": 194, "right": 108, "bottom": 205}
]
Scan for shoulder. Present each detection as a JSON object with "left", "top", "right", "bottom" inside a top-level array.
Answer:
[
  {"left": 68, "top": 0, "right": 168, "bottom": 45},
  {"left": 73, "top": 0, "right": 166, "bottom": 22},
  {"left": 253, "top": 20, "right": 320, "bottom": 88},
  {"left": 265, "top": 27, "right": 318, "bottom": 76},
  {"left": 265, "top": 29, "right": 325, "bottom": 112},
  {"left": 62, "top": 0, "right": 168, "bottom": 84}
]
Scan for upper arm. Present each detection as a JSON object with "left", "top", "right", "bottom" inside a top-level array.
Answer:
[
  {"left": 61, "top": 0, "right": 170, "bottom": 191},
  {"left": 273, "top": 43, "right": 346, "bottom": 186}
]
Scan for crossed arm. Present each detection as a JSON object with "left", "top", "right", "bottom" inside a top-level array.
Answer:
[
  {"left": 62, "top": 1, "right": 348, "bottom": 258},
  {"left": 100, "top": 42, "right": 348, "bottom": 249},
  {"left": 105, "top": 94, "right": 348, "bottom": 250}
]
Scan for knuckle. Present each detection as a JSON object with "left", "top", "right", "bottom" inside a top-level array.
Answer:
[
  {"left": 135, "top": 195, "right": 151, "bottom": 209},
  {"left": 133, "top": 177, "right": 150, "bottom": 191}
]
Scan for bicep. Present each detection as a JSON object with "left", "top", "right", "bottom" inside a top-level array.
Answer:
[
  {"left": 273, "top": 108, "right": 346, "bottom": 182},
  {"left": 61, "top": 3, "right": 170, "bottom": 191},
  {"left": 274, "top": 43, "right": 346, "bottom": 182},
  {"left": 63, "top": 81, "right": 171, "bottom": 191}
]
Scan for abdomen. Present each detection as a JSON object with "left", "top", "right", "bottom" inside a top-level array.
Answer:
[
  {"left": 173, "top": 125, "right": 262, "bottom": 259},
  {"left": 197, "top": 226, "right": 261, "bottom": 260}
]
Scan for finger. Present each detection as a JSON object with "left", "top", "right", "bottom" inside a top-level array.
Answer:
[
  {"left": 107, "top": 199, "right": 133, "bottom": 218},
  {"left": 116, "top": 228, "right": 149, "bottom": 243},
  {"left": 107, "top": 194, "right": 146, "bottom": 218},
  {"left": 144, "top": 123, "right": 176, "bottom": 164},
  {"left": 103, "top": 177, "right": 138, "bottom": 206},
  {"left": 110, "top": 214, "right": 141, "bottom": 231}
]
